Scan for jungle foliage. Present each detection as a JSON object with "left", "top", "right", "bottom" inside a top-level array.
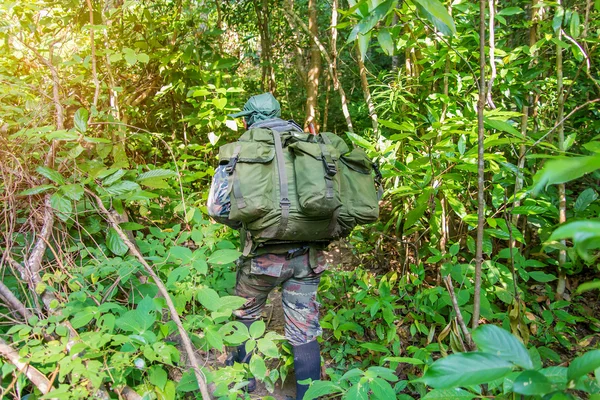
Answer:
[{"left": 0, "top": 0, "right": 599, "bottom": 399}]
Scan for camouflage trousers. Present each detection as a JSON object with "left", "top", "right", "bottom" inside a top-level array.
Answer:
[{"left": 233, "top": 248, "right": 327, "bottom": 346}]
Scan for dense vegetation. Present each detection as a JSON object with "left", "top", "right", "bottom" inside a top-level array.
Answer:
[{"left": 0, "top": 0, "right": 599, "bottom": 399}]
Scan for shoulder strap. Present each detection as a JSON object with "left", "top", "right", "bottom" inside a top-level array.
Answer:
[{"left": 271, "top": 130, "right": 290, "bottom": 238}]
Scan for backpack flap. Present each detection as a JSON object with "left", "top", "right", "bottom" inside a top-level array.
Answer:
[{"left": 218, "top": 141, "right": 276, "bottom": 222}]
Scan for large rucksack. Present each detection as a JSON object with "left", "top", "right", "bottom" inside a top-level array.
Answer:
[{"left": 218, "top": 127, "right": 381, "bottom": 251}]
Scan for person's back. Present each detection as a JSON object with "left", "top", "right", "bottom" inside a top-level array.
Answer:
[{"left": 207, "top": 93, "right": 324, "bottom": 399}]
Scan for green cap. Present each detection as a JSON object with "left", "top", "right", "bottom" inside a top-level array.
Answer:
[{"left": 228, "top": 93, "right": 281, "bottom": 126}]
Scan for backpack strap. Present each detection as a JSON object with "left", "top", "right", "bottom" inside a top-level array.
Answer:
[
  {"left": 272, "top": 130, "right": 290, "bottom": 237},
  {"left": 317, "top": 133, "right": 337, "bottom": 200}
]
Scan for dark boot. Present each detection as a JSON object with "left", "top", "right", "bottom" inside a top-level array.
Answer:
[
  {"left": 226, "top": 320, "right": 256, "bottom": 392},
  {"left": 293, "top": 340, "right": 321, "bottom": 400}
]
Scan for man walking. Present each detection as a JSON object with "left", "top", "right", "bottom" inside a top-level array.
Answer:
[{"left": 207, "top": 93, "right": 325, "bottom": 400}]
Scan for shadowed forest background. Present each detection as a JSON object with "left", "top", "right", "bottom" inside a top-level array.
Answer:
[{"left": 1, "top": 0, "right": 600, "bottom": 399}]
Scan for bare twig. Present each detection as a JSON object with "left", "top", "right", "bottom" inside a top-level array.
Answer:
[
  {"left": 443, "top": 276, "right": 476, "bottom": 351},
  {"left": 0, "top": 338, "right": 54, "bottom": 395},
  {"left": 486, "top": 0, "right": 497, "bottom": 108},
  {"left": 87, "top": 190, "right": 211, "bottom": 400},
  {"left": 0, "top": 280, "right": 33, "bottom": 321}
]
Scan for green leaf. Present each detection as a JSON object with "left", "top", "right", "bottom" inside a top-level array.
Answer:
[
  {"left": 36, "top": 166, "right": 64, "bottom": 185},
  {"left": 377, "top": 28, "right": 394, "bottom": 55},
  {"left": 346, "top": 132, "right": 375, "bottom": 151},
  {"left": 207, "top": 249, "right": 241, "bottom": 265},
  {"left": 423, "top": 388, "right": 476, "bottom": 399},
  {"left": 568, "top": 350, "right": 600, "bottom": 382},
  {"left": 418, "top": 352, "right": 513, "bottom": 388},
  {"left": 511, "top": 205, "right": 547, "bottom": 215},
  {"left": 217, "top": 296, "right": 247, "bottom": 312},
  {"left": 115, "top": 296, "right": 156, "bottom": 334},
  {"left": 137, "top": 169, "right": 177, "bottom": 181},
  {"left": 533, "top": 155, "right": 600, "bottom": 193},
  {"left": 50, "top": 192, "right": 72, "bottom": 221},
  {"left": 383, "top": 357, "right": 425, "bottom": 365},
  {"left": 577, "top": 280, "right": 600, "bottom": 294},
  {"left": 528, "top": 271, "right": 557, "bottom": 283},
  {"left": 370, "top": 377, "right": 396, "bottom": 400},
  {"left": 497, "top": 7, "right": 523, "bottom": 16},
  {"left": 176, "top": 370, "right": 199, "bottom": 392},
  {"left": 106, "top": 228, "right": 128, "bottom": 256},
  {"left": 205, "top": 325, "right": 224, "bottom": 350},
  {"left": 574, "top": 188, "right": 598, "bottom": 213},
  {"left": 139, "top": 178, "right": 170, "bottom": 189},
  {"left": 472, "top": 325, "right": 533, "bottom": 370},
  {"left": 123, "top": 48, "right": 138, "bottom": 65},
  {"left": 412, "top": 0, "right": 456, "bottom": 36},
  {"left": 74, "top": 108, "right": 88, "bottom": 133},
  {"left": 103, "top": 169, "right": 126, "bottom": 186},
  {"left": 257, "top": 338, "right": 279, "bottom": 358},
  {"left": 569, "top": 11, "right": 580, "bottom": 38},
  {"left": 357, "top": 32, "right": 372, "bottom": 60},
  {"left": 60, "top": 184, "right": 84, "bottom": 201},
  {"left": 197, "top": 287, "right": 221, "bottom": 312},
  {"left": 148, "top": 365, "right": 168, "bottom": 390},
  {"left": 512, "top": 370, "right": 553, "bottom": 396},
  {"left": 484, "top": 118, "right": 521, "bottom": 136},
  {"left": 303, "top": 381, "right": 343, "bottom": 400},
  {"left": 249, "top": 354, "right": 267, "bottom": 378},
  {"left": 212, "top": 97, "right": 227, "bottom": 110},
  {"left": 71, "top": 307, "right": 97, "bottom": 329},
  {"left": 137, "top": 53, "right": 150, "bottom": 63},
  {"left": 104, "top": 181, "right": 140, "bottom": 196},
  {"left": 250, "top": 320, "right": 266, "bottom": 339},
  {"left": 20, "top": 185, "right": 56, "bottom": 196}
]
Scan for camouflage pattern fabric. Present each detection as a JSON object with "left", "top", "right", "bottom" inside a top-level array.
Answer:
[
  {"left": 234, "top": 249, "right": 328, "bottom": 346},
  {"left": 207, "top": 165, "right": 241, "bottom": 229}
]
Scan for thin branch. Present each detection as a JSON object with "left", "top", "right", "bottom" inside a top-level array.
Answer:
[
  {"left": 486, "top": 0, "right": 497, "bottom": 109},
  {"left": 0, "top": 338, "right": 53, "bottom": 395},
  {"left": 0, "top": 280, "right": 33, "bottom": 321},
  {"left": 87, "top": 190, "right": 211, "bottom": 400},
  {"left": 443, "top": 276, "right": 476, "bottom": 351}
]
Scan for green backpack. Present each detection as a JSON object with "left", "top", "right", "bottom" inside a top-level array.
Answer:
[{"left": 218, "top": 127, "right": 381, "bottom": 251}]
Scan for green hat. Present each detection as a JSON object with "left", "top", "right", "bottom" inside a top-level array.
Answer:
[{"left": 228, "top": 93, "right": 281, "bottom": 126}]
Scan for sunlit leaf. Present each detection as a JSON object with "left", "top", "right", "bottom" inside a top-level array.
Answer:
[{"left": 412, "top": 0, "right": 456, "bottom": 36}]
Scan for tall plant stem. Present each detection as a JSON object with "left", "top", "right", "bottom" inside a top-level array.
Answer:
[
  {"left": 472, "top": 0, "right": 487, "bottom": 330},
  {"left": 556, "top": 0, "right": 567, "bottom": 299},
  {"left": 86, "top": 0, "right": 100, "bottom": 109},
  {"left": 304, "top": 0, "right": 320, "bottom": 128}
]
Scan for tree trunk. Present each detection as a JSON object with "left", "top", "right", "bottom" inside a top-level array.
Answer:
[
  {"left": 472, "top": 0, "right": 487, "bottom": 330},
  {"left": 304, "top": 0, "right": 321, "bottom": 128},
  {"left": 253, "top": 0, "right": 275, "bottom": 93}
]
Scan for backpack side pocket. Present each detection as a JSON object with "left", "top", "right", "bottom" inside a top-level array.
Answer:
[
  {"left": 290, "top": 141, "right": 341, "bottom": 217},
  {"left": 339, "top": 148, "right": 380, "bottom": 228},
  {"left": 219, "top": 142, "right": 276, "bottom": 222}
]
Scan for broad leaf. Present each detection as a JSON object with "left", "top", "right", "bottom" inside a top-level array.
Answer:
[
  {"left": 250, "top": 320, "right": 266, "bottom": 339},
  {"left": 418, "top": 352, "right": 513, "bottom": 388},
  {"left": 412, "top": 0, "right": 456, "bottom": 36},
  {"left": 137, "top": 169, "right": 177, "bottom": 181},
  {"left": 148, "top": 365, "right": 168, "bottom": 390},
  {"left": 36, "top": 166, "right": 64, "bottom": 185},
  {"left": 104, "top": 181, "right": 140, "bottom": 196},
  {"left": 567, "top": 349, "right": 600, "bottom": 382},
  {"left": 249, "top": 354, "right": 267, "bottom": 378},
  {"left": 74, "top": 108, "right": 88, "bottom": 133},
  {"left": 106, "top": 228, "right": 128, "bottom": 256},
  {"left": 574, "top": 188, "right": 598, "bottom": 213},
  {"left": 370, "top": 377, "right": 396, "bottom": 400},
  {"left": 60, "top": 184, "right": 84, "bottom": 201},
  {"left": 512, "top": 370, "right": 553, "bottom": 396},
  {"left": 303, "top": 381, "right": 343, "bottom": 400},
  {"left": 377, "top": 28, "right": 394, "bottom": 55},
  {"left": 207, "top": 249, "right": 241, "bottom": 265},
  {"left": 423, "top": 388, "right": 476, "bottom": 399},
  {"left": 472, "top": 325, "right": 534, "bottom": 370},
  {"left": 533, "top": 154, "right": 600, "bottom": 193},
  {"left": 20, "top": 185, "right": 56, "bottom": 196},
  {"left": 197, "top": 287, "right": 221, "bottom": 312},
  {"left": 115, "top": 297, "right": 156, "bottom": 334},
  {"left": 50, "top": 192, "right": 72, "bottom": 221}
]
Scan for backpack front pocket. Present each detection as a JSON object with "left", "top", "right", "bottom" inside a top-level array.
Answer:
[
  {"left": 339, "top": 148, "right": 380, "bottom": 225},
  {"left": 219, "top": 142, "right": 275, "bottom": 222},
  {"left": 290, "top": 141, "right": 341, "bottom": 217}
]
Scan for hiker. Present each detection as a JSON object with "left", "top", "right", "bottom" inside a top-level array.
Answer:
[{"left": 207, "top": 93, "right": 325, "bottom": 400}]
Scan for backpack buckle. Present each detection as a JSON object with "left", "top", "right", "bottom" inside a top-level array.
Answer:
[
  {"left": 225, "top": 156, "right": 239, "bottom": 175},
  {"left": 280, "top": 197, "right": 291, "bottom": 207},
  {"left": 323, "top": 159, "right": 337, "bottom": 176}
]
